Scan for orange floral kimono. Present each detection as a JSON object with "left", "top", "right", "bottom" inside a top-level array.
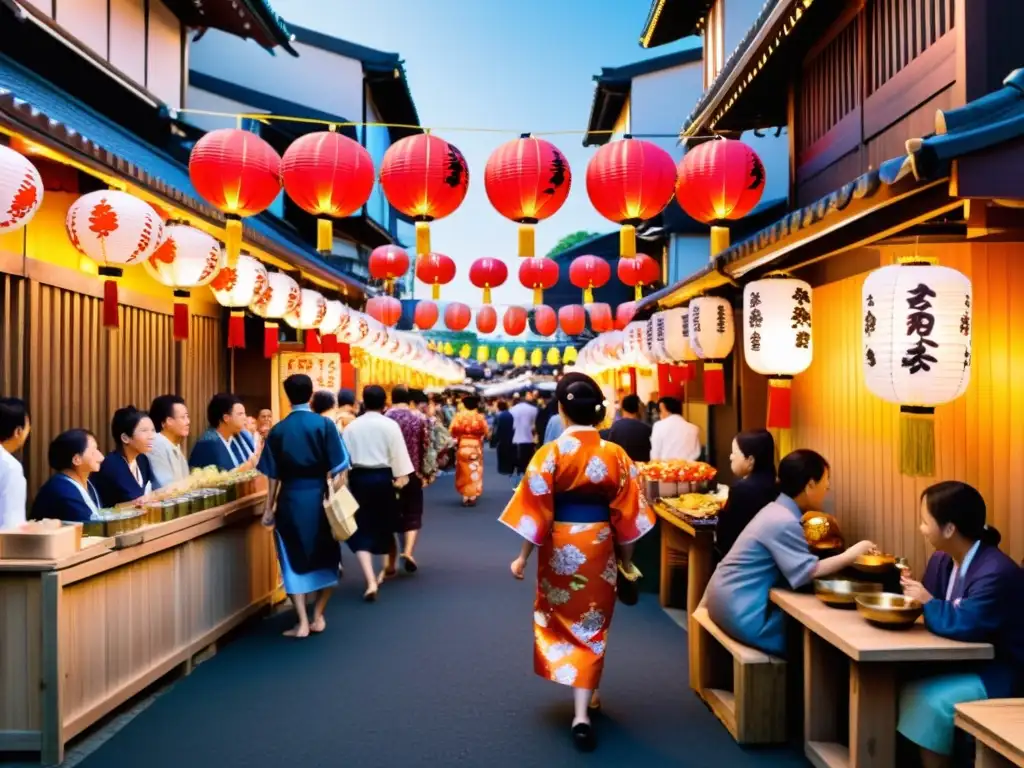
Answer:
[
  {"left": 499, "top": 427, "right": 655, "bottom": 689},
  {"left": 450, "top": 410, "right": 488, "bottom": 500}
]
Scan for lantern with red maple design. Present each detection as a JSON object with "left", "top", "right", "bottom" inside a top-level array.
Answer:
[
  {"left": 617, "top": 253, "right": 661, "bottom": 302},
  {"left": 444, "top": 302, "right": 471, "bottom": 332},
  {"left": 569, "top": 255, "right": 611, "bottom": 304},
  {"left": 66, "top": 190, "right": 163, "bottom": 329},
  {"left": 588, "top": 303, "right": 614, "bottom": 333},
  {"left": 250, "top": 272, "right": 300, "bottom": 357},
  {"left": 586, "top": 137, "right": 677, "bottom": 258},
  {"left": 518, "top": 257, "right": 559, "bottom": 306},
  {"left": 532, "top": 305, "right": 557, "bottom": 337},
  {"left": 188, "top": 128, "right": 281, "bottom": 265},
  {"left": 414, "top": 300, "right": 439, "bottom": 330},
  {"left": 559, "top": 305, "right": 587, "bottom": 336},
  {"left": 366, "top": 295, "right": 402, "bottom": 327},
  {"left": 144, "top": 222, "right": 225, "bottom": 341},
  {"left": 476, "top": 305, "right": 498, "bottom": 334},
  {"left": 484, "top": 135, "right": 571, "bottom": 258},
  {"left": 210, "top": 254, "right": 268, "bottom": 348},
  {"left": 503, "top": 306, "right": 528, "bottom": 336},
  {"left": 615, "top": 301, "right": 637, "bottom": 331},
  {"left": 368, "top": 245, "right": 410, "bottom": 295},
  {"left": 0, "top": 145, "right": 43, "bottom": 235},
  {"left": 281, "top": 131, "right": 375, "bottom": 253},
  {"left": 415, "top": 252, "right": 456, "bottom": 299},
  {"left": 469, "top": 257, "right": 508, "bottom": 304},
  {"left": 379, "top": 134, "right": 469, "bottom": 255}
]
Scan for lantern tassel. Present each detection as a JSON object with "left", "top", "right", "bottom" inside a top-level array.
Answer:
[
  {"left": 316, "top": 218, "right": 333, "bottom": 253},
  {"left": 620, "top": 225, "right": 637, "bottom": 258},
  {"left": 173, "top": 290, "right": 190, "bottom": 342},
  {"left": 339, "top": 343, "right": 351, "bottom": 364},
  {"left": 322, "top": 334, "right": 339, "bottom": 354},
  {"left": 583, "top": 287, "right": 594, "bottom": 304},
  {"left": 710, "top": 226, "right": 730, "bottom": 259},
  {"left": 482, "top": 286, "right": 491, "bottom": 304},
  {"left": 766, "top": 378, "right": 792, "bottom": 429},
  {"left": 518, "top": 224, "right": 535, "bottom": 258},
  {"left": 533, "top": 287, "right": 543, "bottom": 306},
  {"left": 304, "top": 331, "right": 322, "bottom": 353},
  {"left": 900, "top": 406, "right": 936, "bottom": 477},
  {"left": 634, "top": 284, "right": 643, "bottom": 301},
  {"left": 263, "top": 321, "right": 278, "bottom": 358},
  {"left": 703, "top": 361, "right": 725, "bottom": 405},
  {"left": 680, "top": 361, "right": 696, "bottom": 382},
  {"left": 432, "top": 282, "right": 440, "bottom": 301},
  {"left": 102, "top": 279, "right": 119, "bottom": 329},
  {"left": 228, "top": 310, "right": 246, "bottom": 349},
  {"left": 415, "top": 222, "right": 431, "bottom": 255},
  {"left": 225, "top": 216, "right": 243, "bottom": 267}
]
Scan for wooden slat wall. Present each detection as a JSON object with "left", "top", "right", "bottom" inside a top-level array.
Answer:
[
  {"left": 867, "top": 0, "right": 955, "bottom": 93},
  {"left": 179, "top": 314, "right": 227, "bottom": 453},
  {"left": 0, "top": 274, "right": 26, "bottom": 399},
  {"left": 792, "top": 242, "right": 1024, "bottom": 574},
  {"left": 798, "top": 18, "right": 861, "bottom": 153}
]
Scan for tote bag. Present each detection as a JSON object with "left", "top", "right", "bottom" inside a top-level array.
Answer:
[{"left": 323, "top": 482, "right": 359, "bottom": 541}]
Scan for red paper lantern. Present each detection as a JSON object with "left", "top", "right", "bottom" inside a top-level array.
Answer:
[
  {"left": 281, "top": 132, "right": 374, "bottom": 252},
  {"left": 617, "top": 253, "right": 661, "bottom": 301},
  {"left": 503, "top": 306, "right": 528, "bottom": 336},
  {"left": 676, "top": 138, "right": 765, "bottom": 223},
  {"left": 469, "top": 257, "right": 508, "bottom": 304},
  {"left": 587, "top": 303, "right": 613, "bottom": 333},
  {"left": 587, "top": 137, "right": 677, "bottom": 257},
  {"left": 369, "top": 245, "right": 410, "bottom": 295},
  {"left": 379, "top": 134, "right": 469, "bottom": 254},
  {"left": 188, "top": 128, "right": 281, "bottom": 265},
  {"left": 569, "top": 255, "right": 611, "bottom": 304},
  {"left": 444, "top": 302, "right": 471, "bottom": 331},
  {"left": 615, "top": 301, "right": 637, "bottom": 330},
  {"left": 416, "top": 252, "right": 456, "bottom": 300},
  {"left": 533, "top": 305, "right": 557, "bottom": 337},
  {"left": 518, "top": 257, "right": 559, "bottom": 305},
  {"left": 366, "top": 295, "right": 402, "bottom": 327},
  {"left": 414, "top": 300, "right": 439, "bottom": 330},
  {"left": 559, "top": 305, "right": 587, "bottom": 336},
  {"left": 484, "top": 135, "right": 571, "bottom": 257},
  {"left": 476, "top": 305, "right": 498, "bottom": 334}
]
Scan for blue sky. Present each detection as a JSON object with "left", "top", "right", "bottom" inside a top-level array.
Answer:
[{"left": 273, "top": 0, "right": 697, "bottom": 305}]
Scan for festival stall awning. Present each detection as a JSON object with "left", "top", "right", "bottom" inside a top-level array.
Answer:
[
  {"left": 639, "top": 0, "right": 713, "bottom": 49},
  {"left": 162, "top": 0, "right": 297, "bottom": 55}
]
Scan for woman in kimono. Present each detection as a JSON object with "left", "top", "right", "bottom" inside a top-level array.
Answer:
[
  {"left": 32, "top": 429, "right": 105, "bottom": 522},
  {"left": 499, "top": 373, "right": 655, "bottom": 752},
  {"left": 94, "top": 406, "right": 158, "bottom": 508},
  {"left": 259, "top": 374, "right": 350, "bottom": 638},
  {"left": 897, "top": 482, "right": 1023, "bottom": 768},
  {"left": 450, "top": 395, "right": 489, "bottom": 506},
  {"left": 714, "top": 429, "right": 778, "bottom": 562}
]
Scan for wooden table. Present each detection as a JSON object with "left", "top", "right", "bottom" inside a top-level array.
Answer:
[
  {"left": 770, "top": 589, "right": 994, "bottom": 768},
  {"left": 653, "top": 501, "right": 715, "bottom": 618},
  {"left": 955, "top": 699, "right": 1024, "bottom": 767}
]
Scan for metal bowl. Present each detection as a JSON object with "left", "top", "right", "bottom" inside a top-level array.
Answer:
[
  {"left": 852, "top": 553, "right": 897, "bottom": 573},
  {"left": 855, "top": 592, "right": 923, "bottom": 628},
  {"left": 813, "top": 578, "right": 883, "bottom": 608}
]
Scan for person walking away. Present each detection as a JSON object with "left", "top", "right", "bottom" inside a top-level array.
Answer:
[
  {"left": 417, "top": 390, "right": 454, "bottom": 474},
  {"left": 606, "top": 394, "right": 651, "bottom": 463},
  {"left": 645, "top": 391, "right": 660, "bottom": 425},
  {"left": 714, "top": 430, "right": 778, "bottom": 562},
  {"left": 499, "top": 373, "right": 656, "bottom": 752},
  {"left": 340, "top": 385, "right": 414, "bottom": 601},
  {"left": 450, "top": 395, "right": 489, "bottom": 506},
  {"left": 148, "top": 394, "right": 191, "bottom": 489},
  {"left": 491, "top": 401, "right": 515, "bottom": 475},
  {"left": 386, "top": 386, "right": 429, "bottom": 573},
  {"left": 334, "top": 389, "right": 357, "bottom": 432},
  {"left": 509, "top": 394, "right": 538, "bottom": 475},
  {"left": 543, "top": 410, "right": 565, "bottom": 444},
  {"left": 649, "top": 396, "right": 701, "bottom": 461},
  {"left": 258, "top": 374, "right": 349, "bottom": 638},
  {"left": 0, "top": 397, "right": 30, "bottom": 529}
]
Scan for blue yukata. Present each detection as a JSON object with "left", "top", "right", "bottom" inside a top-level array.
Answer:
[
  {"left": 93, "top": 452, "right": 157, "bottom": 507},
  {"left": 704, "top": 494, "right": 819, "bottom": 656},
  {"left": 188, "top": 429, "right": 256, "bottom": 472},
  {"left": 32, "top": 473, "right": 102, "bottom": 522},
  {"left": 898, "top": 543, "right": 1024, "bottom": 756},
  {"left": 258, "top": 405, "right": 350, "bottom": 596}
]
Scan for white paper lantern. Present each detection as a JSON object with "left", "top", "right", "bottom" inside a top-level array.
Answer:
[
  {"left": 209, "top": 254, "right": 268, "bottom": 349},
  {"left": 251, "top": 272, "right": 300, "bottom": 319},
  {"left": 285, "top": 289, "right": 328, "bottom": 331},
  {"left": 144, "top": 223, "right": 225, "bottom": 342},
  {"left": 689, "top": 296, "right": 735, "bottom": 405},
  {"left": 338, "top": 310, "right": 372, "bottom": 346},
  {"left": 644, "top": 317, "right": 669, "bottom": 363},
  {"left": 0, "top": 145, "right": 43, "bottom": 234},
  {"left": 319, "top": 299, "right": 346, "bottom": 336},
  {"left": 862, "top": 262, "right": 972, "bottom": 476},
  {"left": 650, "top": 307, "right": 699, "bottom": 363}
]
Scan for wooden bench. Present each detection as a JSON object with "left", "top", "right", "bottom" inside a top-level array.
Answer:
[
  {"left": 955, "top": 699, "right": 1024, "bottom": 767},
  {"left": 690, "top": 606, "right": 787, "bottom": 745}
]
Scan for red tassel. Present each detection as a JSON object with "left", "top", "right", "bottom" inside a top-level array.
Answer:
[
  {"left": 679, "top": 362, "right": 696, "bottom": 382},
  {"left": 102, "top": 279, "right": 119, "bottom": 329},
  {"left": 628, "top": 367, "right": 638, "bottom": 395},
  {"left": 657, "top": 363, "right": 683, "bottom": 399},
  {"left": 264, "top": 322, "right": 279, "bottom": 359},
  {"left": 766, "top": 378, "right": 793, "bottom": 429},
  {"left": 228, "top": 311, "right": 246, "bottom": 349},
  {"left": 703, "top": 362, "right": 725, "bottom": 405},
  {"left": 341, "top": 362, "right": 356, "bottom": 390},
  {"left": 339, "top": 343, "right": 351, "bottom": 364},
  {"left": 173, "top": 292, "right": 190, "bottom": 341},
  {"left": 304, "top": 331, "right": 322, "bottom": 353},
  {"left": 321, "top": 333, "right": 339, "bottom": 354}
]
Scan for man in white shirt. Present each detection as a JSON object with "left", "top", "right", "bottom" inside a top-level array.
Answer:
[
  {"left": 148, "top": 394, "right": 191, "bottom": 489},
  {"left": 509, "top": 394, "right": 538, "bottom": 474},
  {"left": 650, "top": 396, "right": 702, "bottom": 461},
  {"left": 0, "top": 397, "right": 30, "bottom": 530}
]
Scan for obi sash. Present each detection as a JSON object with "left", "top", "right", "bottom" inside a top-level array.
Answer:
[{"left": 554, "top": 492, "right": 610, "bottom": 524}]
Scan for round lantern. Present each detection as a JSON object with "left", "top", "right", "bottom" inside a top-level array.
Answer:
[
  {"left": 476, "top": 345, "right": 490, "bottom": 363},
  {"left": 617, "top": 253, "right": 661, "bottom": 301},
  {"left": 651, "top": 306, "right": 698, "bottom": 383},
  {"left": 144, "top": 222, "right": 225, "bottom": 341},
  {"left": 319, "top": 299, "right": 346, "bottom": 354},
  {"left": 444, "top": 301, "right": 471, "bottom": 332},
  {"left": 676, "top": 138, "right": 765, "bottom": 223},
  {"left": 563, "top": 347, "right": 578, "bottom": 364},
  {"left": 250, "top": 272, "right": 300, "bottom": 357},
  {"left": 569, "top": 255, "right": 611, "bottom": 304},
  {"left": 210, "top": 254, "right": 268, "bottom": 348},
  {"left": 476, "top": 305, "right": 498, "bottom": 334},
  {"left": 518, "top": 257, "right": 559, "bottom": 306},
  {"left": 338, "top": 310, "right": 372, "bottom": 348},
  {"left": 484, "top": 135, "right": 571, "bottom": 257},
  {"left": 588, "top": 303, "right": 614, "bottom": 333},
  {"left": 689, "top": 296, "right": 735, "bottom": 406},
  {"left": 532, "top": 305, "right": 557, "bottom": 337},
  {"left": 530, "top": 348, "right": 543, "bottom": 367},
  {"left": 862, "top": 260, "right": 972, "bottom": 477},
  {"left": 281, "top": 131, "right": 374, "bottom": 252},
  {"left": 416, "top": 252, "right": 456, "bottom": 300},
  {"left": 469, "top": 257, "right": 508, "bottom": 304},
  {"left": 586, "top": 137, "right": 676, "bottom": 257},
  {"left": 188, "top": 128, "right": 282, "bottom": 264},
  {"left": 615, "top": 301, "right": 637, "bottom": 331},
  {"left": 546, "top": 347, "right": 561, "bottom": 366},
  {"left": 369, "top": 245, "right": 410, "bottom": 294},
  {"left": 0, "top": 144, "right": 43, "bottom": 234},
  {"left": 559, "top": 305, "right": 586, "bottom": 336},
  {"left": 503, "top": 305, "right": 528, "bottom": 336},
  {"left": 744, "top": 276, "right": 813, "bottom": 431},
  {"left": 379, "top": 134, "right": 469, "bottom": 254},
  {"left": 366, "top": 295, "right": 402, "bottom": 327},
  {"left": 495, "top": 347, "right": 510, "bottom": 365},
  {"left": 414, "top": 300, "right": 439, "bottom": 330},
  {"left": 512, "top": 347, "right": 528, "bottom": 367},
  {"left": 66, "top": 190, "right": 163, "bottom": 329},
  {"left": 285, "top": 289, "right": 329, "bottom": 354}
]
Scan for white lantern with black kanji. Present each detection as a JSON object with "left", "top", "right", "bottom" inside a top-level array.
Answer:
[
  {"left": 689, "top": 296, "right": 734, "bottom": 405},
  {"left": 743, "top": 276, "right": 813, "bottom": 430},
  {"left": 862, "top": 260, "right": 971, "bottom": 476},
  {"left": 649, "top": 308, "right": 694, "bottom": 398}
]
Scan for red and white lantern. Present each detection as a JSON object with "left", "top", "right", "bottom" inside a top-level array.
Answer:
[
  {"left": 689, "top": 296, "right": 735, "bottom": 405},
  {"left": 210, "top": 254, "right": 268, "bottom": 348},
  {"left": 0, "top": 144, "right": 43, "bottom": 234},
  {"left": 250, "top": 272, "right": 300, "bottom": 358},
  {"left": 144, "top": 222, "right": 224, "bottom": 341}
]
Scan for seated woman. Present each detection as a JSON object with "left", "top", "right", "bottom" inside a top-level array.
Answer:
[
  {"left": 93, "top": 406, "right": 158, "bottom": 508},
  {"left": 714, "top": 429, "right": 778, "bottom": 562},
  {"left": 705, "top": 449, "right": 876, "bottom": 656},
  {"left": 897, "top": 481, "right": 1023, "bottom": 768},
  {"left": 31, "top": 429, "right": 105, "bottom": 521}
]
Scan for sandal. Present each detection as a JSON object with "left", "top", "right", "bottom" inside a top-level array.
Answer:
[
  {"left": 363, "top": 587, "right": 378, "bottom": 602},
  {"left": 376, "top": 569, "right": 398, "bottom": 585},
  {"left": 401, "top": 554, "right": 418, "bottom": 573},
  {"left": 571, "top": 722, "right": 596, "bottom": 752}
]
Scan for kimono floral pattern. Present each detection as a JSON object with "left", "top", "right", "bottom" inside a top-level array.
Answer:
[
  {"left": 451, "top": 410, "right": 488, "bottom": 500},
  {"left": 498, "top": 428, "right": 654, "bottom": 689}
]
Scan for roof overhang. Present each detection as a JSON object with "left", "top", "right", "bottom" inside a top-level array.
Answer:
[
  {"left": 640, "top": 0, "right": 712, "bottom": 48},
  {"left": 162, "top": 0, "right": 297, "bottom": 55}
]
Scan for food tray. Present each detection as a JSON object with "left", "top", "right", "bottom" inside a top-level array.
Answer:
[{"left": 0, "top": 521, "right": 83, "bottom": 560}]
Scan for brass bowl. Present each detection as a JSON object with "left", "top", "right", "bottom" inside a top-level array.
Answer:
[
  {"left": 813, "top": 578, "right": 883, "bottom": 608},
  {"left": 855, "top": 592, "right": 923, "bottom": 628},
  {"left": 853, "top": 552, "right": 896, "bottom": 574}
]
